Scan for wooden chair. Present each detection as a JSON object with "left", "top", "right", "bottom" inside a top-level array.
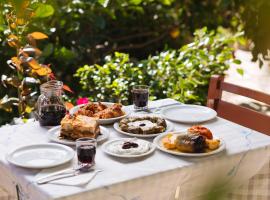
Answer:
[
  {"left": 207, "top": 75, "right": 270, "bottom": 135},
  {"left": 207, "top": 75, "right": 270, "bottom": 199}
]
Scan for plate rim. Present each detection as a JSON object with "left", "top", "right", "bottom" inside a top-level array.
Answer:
[
  {"left": 6, "top": 143, "right": 75, "bottom": 169},
  {"left": 102, "top": 138, "right": 156, "bottom": 158},
  {"left": 48, "top": 125, "right": 110, "bottom": 145},
  {"left": 160, "top": 104, "right": 217, "bottom": 123},
  {"left": 69, "top": 102, "right": 130, "bottom": 124},
  {"left": 113, "top": 120, "right": 174, "bottom": 138},
  {"left": 153, "top": 132, "right": 225, "bottom": 157}
]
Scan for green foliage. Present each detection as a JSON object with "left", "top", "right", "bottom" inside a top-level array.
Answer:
[
  {"left": 34, "top": 4, "right": 55, "bottom": 18},
  {"left": 76, "top": 28, "right": 239, "bottom": 105}
]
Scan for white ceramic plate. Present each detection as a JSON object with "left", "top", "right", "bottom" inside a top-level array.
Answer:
[
  {"left": 48, "top": 126, "right": 109, "bottom": 145},
  {"left": 102, "top": 138, "right": 156, "bottom": 158},
  {"left": 69, "top": 102, "right": 130, "bottom": 125},
  {"left": 113, "top": 120, "right": 174, "bottom": 138},
  {"left": 153, "top": 132, "right": 225, "bottom": 157},
  {"left": 6, "top": 143, "right": 74, "bottom": 169},
  {"left": 161, "top": 105, "right": 217, "bottom": 123}
]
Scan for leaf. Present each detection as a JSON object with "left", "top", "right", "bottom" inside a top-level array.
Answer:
[
  {"left": 129, "top": 0, "right": 142, "bottom": 5},
  {"left": 236, "top": 68, "right": 244, "bottom": 76},
  {"left": 1, "top": 75, "right": 21, "bottom": 88},
  {"left": 0, "top": 95, "right": 19, "bottom": 112},
  {"left": 65, "top": 102, "right": 74, "bottom": 110},
  {"left": 233, "top": 59, "right": 241, "bottom": 65},
  {"left": 28, "top": 32, "right": 48, "bottom": 40},
  {"left": 25, "top": 106, "right": 33, "bottom": 114},
  {"left": 63, "top": 84, "right": 74, "bottom": 93},
  {"left": 34, "top": 66, "right": 52, "bottom": 76},
  {"left": 98, "top": 0, "right": 110, "bottom": 7},
  {"left": 27, "top": 58, "right": 43, "bottom": 70},
  {"left": 7, "top": 34, "right": 19, "bottom": 48},
  {"left": 34, "top": 4, "right": 55, "bottom": 18}
]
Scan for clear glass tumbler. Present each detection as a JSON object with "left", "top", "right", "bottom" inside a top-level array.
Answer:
[
  {"left": 76, "top": 138, "right": 97, "bottom": 171},
  {"left": 132, "top": 85, "right": 149, "bottom": 111}
]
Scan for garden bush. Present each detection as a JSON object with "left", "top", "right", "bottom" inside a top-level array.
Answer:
[{"left": 76, "top": 28, "right": 240, "bottom": 105}]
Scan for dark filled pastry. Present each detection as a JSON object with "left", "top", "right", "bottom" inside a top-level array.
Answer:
[
  {"left": 119, "top": 116, "right": 167, "bottom": 135},
  {"left": 175, "top": 134, "right": 206, "bottom": 153}
]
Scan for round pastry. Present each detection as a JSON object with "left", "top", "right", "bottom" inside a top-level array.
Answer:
[
  {"left": 187, "top": 125, "right": 213, "bottom": 139},
  {"left": 119, "top": 116, "right": 167, "bottom": 135}
]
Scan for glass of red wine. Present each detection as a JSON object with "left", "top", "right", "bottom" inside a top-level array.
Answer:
[
  {"left": 76, "top": 138, "right": 97, "bottom": 171},
  {"left": 132, "top": 85, "right": 149, "bottom": 111}
]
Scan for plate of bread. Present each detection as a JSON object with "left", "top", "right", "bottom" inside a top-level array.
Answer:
[
  {"left": 153, "top": 125, "right": 225, "bottom": 157},
  {"left": 48, "top": 114, "right": 109, "bottom": 145},
  {"left": 69, "top": 102, "right": 130, "bottom": 125}
]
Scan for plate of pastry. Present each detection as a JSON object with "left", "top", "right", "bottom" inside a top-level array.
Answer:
[
  {"left": 153, "top": 125, "right": 225, "bottom": 157},
  {"left": 48, "top": 114, "right": 109, "bottom": 145},
  {"left": 113, "top": 116, "right": 174, "bottom": 138},
  {"left": 102, "top": 138, "right": 156, "bottom": 158},
  {"left": 69, "top": 102, "right": 130, "bottom": 125},
  {"left": 161, "top": 105, "right": 217, "bottom": 123}
]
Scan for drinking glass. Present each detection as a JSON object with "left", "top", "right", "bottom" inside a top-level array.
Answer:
[
  {"left": 76, "top": 138, "right": 97, "bottom": 171},
  {"left": 132, "top": 85, "right": 149, "bottom": 111}
]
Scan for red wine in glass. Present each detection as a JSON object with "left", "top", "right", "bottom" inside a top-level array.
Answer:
[
  {"left": 132, "top": 85, "right": 149, "bottom": 110},
  {"left": 76, "top": 138, "right": 97, "bottom": 171}
]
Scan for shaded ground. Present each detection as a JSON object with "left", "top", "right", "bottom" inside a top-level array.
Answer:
[{"left": 223, "top": 50, "right": 270, "bottom": 115}]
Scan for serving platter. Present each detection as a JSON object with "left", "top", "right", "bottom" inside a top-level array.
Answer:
[
  {"left": 161, "top": 105, "right": 217, "bottom": 123},
  {"left": 153, "top": 132, "right": 225, "bottom": 157},
  {"left": 102, "top": 138, "right": 156, "bottom": 158},
  {"left": 113, "top": 120, "right": 174, "bottom": 138},
  {"left": 48, "top": 126, "right": 109, "bottom": 145},
  {"left": 69, "top": 102, "right": 130, "bottom": 125},
  {"left": 6, "top": 143, "right": 74, "bottom": 169}
]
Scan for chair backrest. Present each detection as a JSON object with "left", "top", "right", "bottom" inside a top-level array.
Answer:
[{"left": 207, "top": 75, "right": 270, "bottom": 135}]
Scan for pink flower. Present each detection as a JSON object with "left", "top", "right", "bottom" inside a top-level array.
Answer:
[{"left": 76, "top": 97, "right": 89, "bottom": 105}]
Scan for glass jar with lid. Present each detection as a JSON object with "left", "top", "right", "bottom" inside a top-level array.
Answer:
[{"left": 37, "top": 80, "right": 66, "bottom": 126}]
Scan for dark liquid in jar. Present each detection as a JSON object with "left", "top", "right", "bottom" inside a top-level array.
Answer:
[
  {"left": 132, "top": 89, "right": 149, "bottom": 108},
  {"left": 77, "top": 145, "right": 96, "bottom": 170},
  {"left": 39, "top": 104, "right": 66, "bottom": 126}
]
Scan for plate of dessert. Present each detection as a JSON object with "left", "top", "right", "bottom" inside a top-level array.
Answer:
[
  {"left": 48, "top": 114, "right": 109, "bottom": 145},
  {"left": 102, "top": 138, "right": 156, "bottom": 158},
  {"left": 69, "top": 102, "right": 130, "bottom": 125},
  {"left": 153, "top": 125, "right": 225, "bottom": 157},
  {"left": 113, "top": 116, "right": 174, "bottom": 138},
  {"left": 161, "top": 105, "right": 217, "bottom": 123}
]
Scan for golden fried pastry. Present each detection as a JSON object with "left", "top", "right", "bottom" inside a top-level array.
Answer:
[
  {"left": 187, "top": 125, "right": 213, "bottom": 139},
  {"left": 76, "top": 102, "right": 124, "bottom": 119}
]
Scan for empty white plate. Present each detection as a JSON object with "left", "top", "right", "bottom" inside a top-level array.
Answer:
[
  {"left": 48, "top": 126, "right": 110, "bottom": 145},
  {"left": 6, "top": 143, "right": 74, "bottom": 169},
  {"left": 161, "top": 105, "right": 217, "bottom": 123}
]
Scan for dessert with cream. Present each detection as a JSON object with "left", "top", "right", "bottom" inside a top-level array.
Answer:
[{"left": 119, "top": 116, "right": 167, "bottom": 135}]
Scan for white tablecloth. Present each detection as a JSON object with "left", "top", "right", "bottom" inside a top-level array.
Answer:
[{"left": 0, "top": 99, "right": 270, "bottom": 200}]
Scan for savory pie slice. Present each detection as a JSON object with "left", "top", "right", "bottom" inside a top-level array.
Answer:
[{"left": 60, "top": 115, "right": 100, "bottom": 140}]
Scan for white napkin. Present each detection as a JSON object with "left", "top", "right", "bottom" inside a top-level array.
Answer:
[{"left": 35, "top": 162, "right": 100, "bottom": 187}]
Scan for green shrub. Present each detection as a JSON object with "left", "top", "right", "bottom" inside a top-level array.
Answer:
[{"left": 75, "top": 28, "right": 240, "bottom": 105}]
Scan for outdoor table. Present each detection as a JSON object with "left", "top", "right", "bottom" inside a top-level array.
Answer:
[{"left": 0, "top": 98, "right": 270, "bottom": 200}]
